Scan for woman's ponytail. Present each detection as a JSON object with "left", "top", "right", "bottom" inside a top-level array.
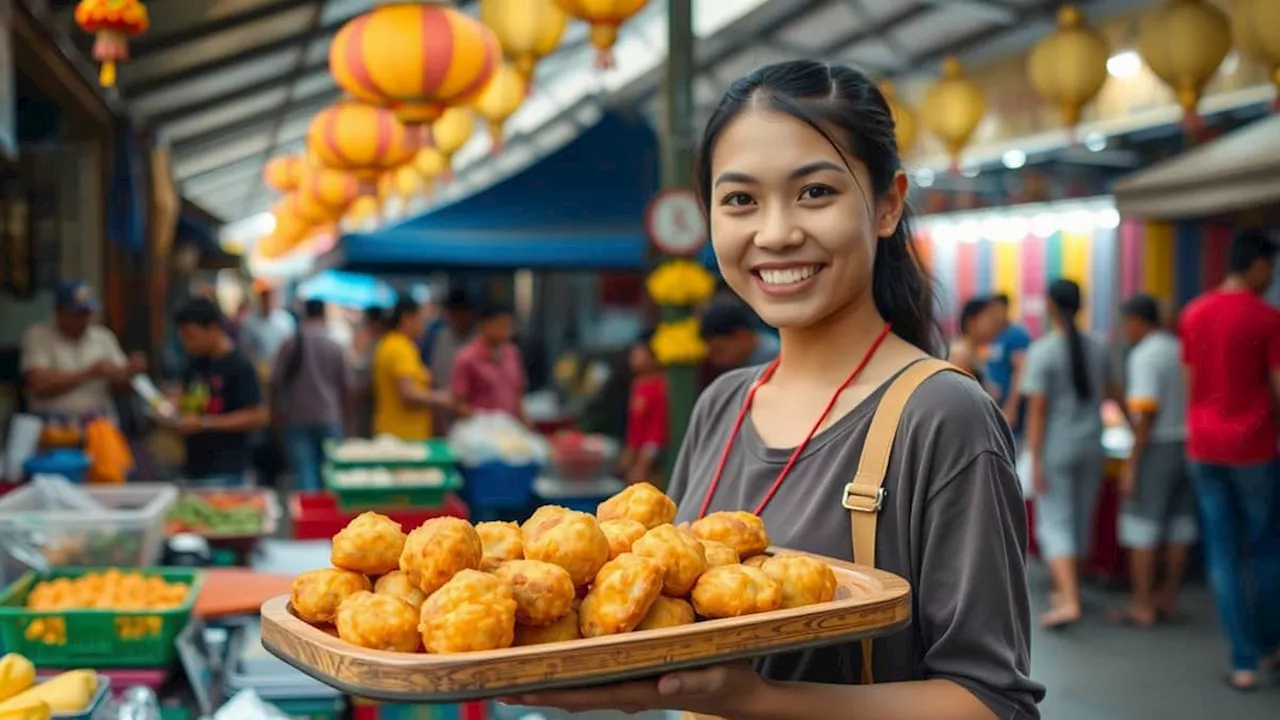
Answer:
[{"left": 1048, "top": 280, "right": 1090, "bottom": 401}]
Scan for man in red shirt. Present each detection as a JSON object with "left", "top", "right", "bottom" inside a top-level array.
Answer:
[
  {"left": 618, "top": 330, "right": 669, "bottom": 486},
  {"left": 451, "top": 302, "right": 527, "bottom": 424},
  {"left": 1179, "top": 229, "right": 1280, "bottom": 690}
]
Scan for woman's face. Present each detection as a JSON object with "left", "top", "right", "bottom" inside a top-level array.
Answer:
[{"left": 707, "top": 109, "right": 905, "bottom": 331}]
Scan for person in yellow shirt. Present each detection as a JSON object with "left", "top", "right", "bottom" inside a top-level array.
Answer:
[{"left": 372, "top": 297, "right": 452, "bottom": 440}]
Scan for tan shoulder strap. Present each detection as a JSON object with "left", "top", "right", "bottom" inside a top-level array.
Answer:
[{"left": 846, "top": 358, "right": 967, "bottom": 685}]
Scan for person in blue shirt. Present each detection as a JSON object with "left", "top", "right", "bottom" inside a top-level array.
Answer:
[{"left": 986, "top": 294, "right": 1033, "bottom": 432}]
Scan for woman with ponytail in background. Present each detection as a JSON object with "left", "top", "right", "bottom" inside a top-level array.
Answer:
[{"left": 1022, "top": 279, "right": 1121, "bottom": 629}]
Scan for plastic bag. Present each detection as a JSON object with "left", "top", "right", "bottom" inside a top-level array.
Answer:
[
  {"left": 448, "top": 412, "right": 549, "bottom": 467},
  {"left": 214, "top": 689, "right": 292, "bottom": 720}
]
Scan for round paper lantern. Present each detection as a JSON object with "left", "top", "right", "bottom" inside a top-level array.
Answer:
[
  {"left": 276, "top": 193, "right": 338, "bottom": 226},
  {"left": 472, "top": 64, "right": 527, "bottom": 151},
  {"left": 298, "top": 167, "right": 361, "bottom": 216},
  {"left": 414, "top": 146, "right": 449, "bottom": 194},
  {"left": 430, "top": 106, "right": 476, "bottom": 176},
  {"left": 1028, "top": 5, "right": 1109, "bottom": 134},
  {"left": 879, "top": 81, "right": 917, "bottom": 156},
  {"left": 1233, "top": 0, "right": 1280, "bottom": 110},
  {"left": 481, "top": 0, "right": 567, "bottom": 87},
  {"left": 262, "top": 156, "right": 304, "bottom": 193},
  {"left": 75, "top": 0, "right": 149, "bottom": 87},
  {"left": 552, "top": 0, "right": 650, "bottom": 69},
  {"left": 306, "top": 101, "right": 416, "bottom": 185},
  {"left": 1138, "top": 0, "right": 1231, "bottom": 129},
  {"left": 342, "top": 196, "right": 382, "bottom": 233},
  {"left": 922, "top": 58, "right": 987, "bottom": 171},
  {"left": 329, "top": 2, "right": 501, "bottom": 133},
  {"left": 377, "top": 166, "right": 422, "bottom": 206}
]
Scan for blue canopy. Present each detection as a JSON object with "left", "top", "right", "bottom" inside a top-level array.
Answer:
[{"left": 297, "top": 270, "right": 395, "bottom": 309}]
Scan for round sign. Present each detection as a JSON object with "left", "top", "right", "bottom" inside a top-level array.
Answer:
[{"left": 646, "top": 189, "right": 706, "bottom": 256}]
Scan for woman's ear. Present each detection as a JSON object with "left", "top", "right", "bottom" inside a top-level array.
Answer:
[{"left": 875, "top": 170, "right": 909, "bottom": 239}]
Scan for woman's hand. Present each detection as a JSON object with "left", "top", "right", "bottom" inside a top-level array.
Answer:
[{"left": 506, "top": 662, "right": 767, "bottom": 717}]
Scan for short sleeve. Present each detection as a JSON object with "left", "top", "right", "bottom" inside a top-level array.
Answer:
[
  {"left": 1267, "top": 309, "right": 1280, "bottom": 369},
  {"left": 1125, "top": 343, "right": 1159, "bottom": 413},
  {"left": 919, "top": 451, "right": 1042, "bottom": 718},
  {"left": 388, "top": 339, "right": 423, "bottom": 381},
  {"left": 1018, "top": 343, "right": 1048, "bottom": 397},
  {"left": 1009, "top": 327, "right": 1032, "bottom": 355},
  {"left": 227, "top": 357, "right": 263, "bottom": 412},
  {"left": 450, "top": 353, "right": 474, "bottom": 403},
  {"left": 20, "top": 327, "right": 52, "bottom": 372},
  {"left": 665, "top": 384, "right": 713, "bottom": 507},
  {"left": 98, "top": 328, "right": 127, "bottom": 365}
]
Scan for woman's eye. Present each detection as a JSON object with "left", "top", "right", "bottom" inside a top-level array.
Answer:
[
  {"left": 799, "top": 185, "right": 835, "bottom": 201},
  {"left": 720, "top": 192, "right": 754, "bottom": 207}
]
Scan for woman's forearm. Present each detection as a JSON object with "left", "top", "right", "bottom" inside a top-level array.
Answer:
[{"left": 743, "top": 678, "right": 997, "bottom": 720}]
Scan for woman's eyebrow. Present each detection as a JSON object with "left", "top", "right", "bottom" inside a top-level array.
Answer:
[{"left": 713, "top": 160, "right": 846, "bottom": 188}]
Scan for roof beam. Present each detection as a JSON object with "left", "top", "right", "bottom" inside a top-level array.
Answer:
[
  {"left": 128, "top": 0, "right": 321, "bottom": 58},
  {"left": 169, "top": 86, "right": 339, "bottom": 156},
  {"left": 145, "top": 58, "right": 331, "bottom": 125},
  {"left": 912, "top": 0, "right": 1019, "bottom": 25}
]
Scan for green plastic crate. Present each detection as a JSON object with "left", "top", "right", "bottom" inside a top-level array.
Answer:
[
  {"left": 0, "top": 567, "right": 203, "bottom": 668},
  {"left": 322, "top": 464, "right": 464, "bottom": 512},
  {"left": 323, "top": 439, "right": 458, "bottom": 469}
]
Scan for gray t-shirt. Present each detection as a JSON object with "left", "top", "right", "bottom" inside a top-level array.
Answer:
[
  {"left": 271, "top": 324, "right": 354, "bottom": 427},
  {"left": 1125, "top": 331, "right": 1186, "bottom": 443},
  {"left": 1020, "top": 331, "right": 1111, "bottom": 453},
  {"left": 668, "top": 363, "right": 1043, "bottom": 719}
]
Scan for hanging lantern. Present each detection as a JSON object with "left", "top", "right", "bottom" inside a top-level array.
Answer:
[
  {"left": 879, "top": 82, "right": 917, "bottom": 156},
  {"left": 343, "top": 196, "right": 382, "bottom": 233},
  {"left": 1027, "top": 5, "right": 1109, "bottom": 136},
  {"left": 552, "top": 0, "right": 650, "bottom": 69},
  {"left": 472, "top": 64, "right": 527, "bottom": 152},
  {"left": 1233, "top": 0, "right": 1280, "bottom": 111},
  {"left": 430, "top": 106, "right": 476, "bottom": 177},
  {"left": 481, "top": 0, "right": 568, "bottom": 88},
  {"left": 306, "top": 101, "right": 416, "bottom": 188},
  {"left": 74, "top": 0, "right": 150, "bottom": 88},
  {"left": 297, "top": 167, "right": 361, "bottom": 217},
  {"left": 377, "top": 166, "right": 423, "bottom": 206},
  {"left": 922, "top": 58, "right": 987, "bottom": 172},
  {"left": 262, "top": 156, "right": 304, "bottom": 193},
  {"left": 276, "top": 193, "right": 338, "bottom": 226},
  {"left": 414, "top": 146, "right": 448, "bottom": 195},
  {"left": 329, "top": 2, "right": 501, "bottom": 139},
  {"left": 1137, "top": 0, "right": 1231, "bottom": 130}
]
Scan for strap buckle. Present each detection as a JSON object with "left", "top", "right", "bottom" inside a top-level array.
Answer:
[{"left": 842, "top": 483, "right": 886, "bottom": 512}]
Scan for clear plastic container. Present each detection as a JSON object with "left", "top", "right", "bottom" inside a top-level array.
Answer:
[
  {"left": 0, "top": 483, "right": 178, "bottom": 568},
  {"left": 224, "top": 621, "right": 343, "bottom": 703}
]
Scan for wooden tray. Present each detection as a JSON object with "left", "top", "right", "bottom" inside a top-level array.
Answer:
[{"left": 259, "top": 549, "right": 911, "bottom": 703}]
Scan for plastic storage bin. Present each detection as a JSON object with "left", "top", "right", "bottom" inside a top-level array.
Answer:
[
  {"left": 460, "top": 462, "right": 539, "bottom": 511},
  {"left": 289, "top": 492, "right": 469, "bottom": 540},
  {"left": 23, "top": 451, "right": 91, "bottom": 485},
  {"left": 324, "top": 439, "right": 459, "bottom": 469},
  {"left": 225, "top": 620, "right": 348, "bottom": 720},
  {"left": 0, "top": 483, "right": 178, "bottom": 567},
  {"left": 322, "top": 465, "right": 464, "bottom": 512}
]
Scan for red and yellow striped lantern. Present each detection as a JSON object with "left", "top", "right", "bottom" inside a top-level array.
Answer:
[
  {"left": 472, "top": 63, "right": 527, "bottom": 151},
  {"left": 481, "top": 0, "right": 568, "bottom": 87},
  {"left": 552, "top": 0, "right": 649, "bottom": 69},
  {"left": 75, "top": 0, "right": 149, "bottom": 87},
  {"left": 306, "top": 101, "right": 416, "bottom": 186},
  {"left": 262, "top": 156, "right": 304, "bottom": 193},
  {"left": 297, "top": 166, "right": 361, "bottom": 216},
  {"left": 329, "top": 2, "right": 501, "bottom": 135},
  {"left": 276, "top": 193, "right": 338, "bottom": 226}
]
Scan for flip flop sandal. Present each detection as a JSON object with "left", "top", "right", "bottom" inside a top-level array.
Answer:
[{"left": 1223, "top": 674, "right": 1259, "bottom": 692}]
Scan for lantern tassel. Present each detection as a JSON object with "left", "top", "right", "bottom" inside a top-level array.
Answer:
[
  {"left": 99, "top": 61, "right": 117, "bottom": 88},
  {"left": 594, "top": 48, "right": 614, "bottom": 70}
]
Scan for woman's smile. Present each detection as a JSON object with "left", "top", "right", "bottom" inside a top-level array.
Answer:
[{"left": 752, "top": 263, "right": 826, "bottom": 297}]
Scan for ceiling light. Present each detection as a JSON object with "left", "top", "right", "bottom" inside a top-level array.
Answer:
[
  {"left": 960, "top": 165, "right": 980, "bottom": 179},
  {"left": 1084, "top": 132, "right": 1108, "bottom": 152},
  {"left": 1106, "top": 50, "right": 1141, "bottom": 79},
  {"left": 1002, "top": 149, "right": 1027, "bottom": 170},
  {"left": 914, "top": 168, "right": 935, "bottom": 188}
]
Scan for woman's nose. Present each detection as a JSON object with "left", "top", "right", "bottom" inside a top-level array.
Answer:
[{"left": 753, "top": 206, "right": 805, "bottom": 250}]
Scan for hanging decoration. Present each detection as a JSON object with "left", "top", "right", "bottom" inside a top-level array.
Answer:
[
  {"left": 297, "top": 167, "right": 361, "bottom": 218},
  {"left": 342, "top": 196, "right": 382, "bottom": 234},
  {"left": 1232, "top": 0, "right": 1280, "bottom": 111},
  {"left": 1027, "top": 5, "right": 1109, "bottom": 136},
  {"left": 276, "top": 193, "right": 337, "bottom": 227},
  {"left": 306, "top": 102, "right": 416, "bottom": 189},
  {"left": 329, "top": 2, "right": 501, "bottom": 140},
  {"left": 1137, "top": 0, "right": 1231, "bottom": 130},
  {"left": 651, "top": 317, "right": 708, "bottom": 366},
  {"left": 430, "top": 106, "right": 477, "bottom": 177},
  {"left": 262, "top": 156, "right": 304, "bottom": 193},
  {"left": 480, "top": 0, "right": 568, "bottom": 89},
  {"left": 921, "top": 58, "right": 987, "bottom": 172},
  {"left": 377, "top": 166, "right": 423, "bottom": 207},
  {"left": 414, "top": 146, "right": 449, "bottom": 196},
  {"left": 74, "top": 0, "right": 150, "bottom": 88},
  {"left": 879, "top": 82, "right": 917, "bottom": 156},
  {"left": 472, "top": 64, "right": 527, "bottom": 152},
  {"left": 552, "top": 0, "right": 650, "bottom": 69},
  {"left": 646, "top": 259, "right": 716, "bottom": 308}
]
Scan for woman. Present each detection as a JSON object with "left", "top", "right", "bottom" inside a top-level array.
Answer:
[
  {"left": 518, "top": 61, "right": 1042, "bottom": 719},
  {"left": 372, "top": 296, "right": 450, "bottom": 440},
  {"left": 949, "top": 297, "right": 998, "bottom": 395},
  {"left": 1022, "top": 279, "right": 1118, "bottom": 630}
]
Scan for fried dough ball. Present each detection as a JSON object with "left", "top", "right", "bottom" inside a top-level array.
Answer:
[
  {"left": 491, "top": 560, "right": 576, "bottom": 627},
  {"left": 514, "top": 608, "right": 582, "bottom": 646},
  {"left": 690, "top": 564, "right": 782, "bottom": 619},
  {"left": 579, "top": 553, "right": 665, "bottom": 637},
  {"left": 599, "top": 519, "right": 647, "bottom": 560},
  {"left": 521, "top": 506, "right": 610, "bottom": 587},
  {"left": 700, "top": 539, "right": 740, "bottom": 567},
  {"left": 290, "top": 568, "right": 371, "bottom": 625},
  {"left": 476, "top": 521, "right": 523, "bottom": 571},
  {"left": 760, "top": 555, "right": 839, "bottom": 609},
  {"left": 335, "top": 591, "right": 420, "bottom": 652},
  {"left": 399, "top": 517, "right": 483, "bottom": 596},
  {"left": 636, "top": 596, "right": 696, "bottom": 632},
  {"left": 418, "top": 569, "right": 517, "bottom": 653},
  {"left": 743, "top": 554, "right": 769, "bottom": 569},
  {"left": 331, "top": 512, "right": 406, "bottom": 576},
  {"left": 631, "top": 523, "right": 708, "bottom": 597},
  {"left": 690, "top": 511, "right": 771, "bottom": 559},
  {"left": 373, "top": 570, "right": 427, "bottom": 609},
  {"left": 596, "top": 482, "right": 677, "bottom": 529}
]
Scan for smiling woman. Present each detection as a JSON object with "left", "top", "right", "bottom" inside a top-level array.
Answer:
[{"left": 519, "top": 61, "right": 1045, "bottom": 720}]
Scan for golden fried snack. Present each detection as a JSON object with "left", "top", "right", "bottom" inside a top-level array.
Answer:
[
  {"left": 596, "top": 482, "right": 677, "bottom": 529},
  {"left": 491, "top": 560, "right": 575, "bottom": 627},
  {"left": 690, "top": 564, "right": 782, "bottom": 619},
  {"left": 335, "top": 591, "right": 420, "bottom": 652},
  {"left": 636, "top": 596, "right": 696, "bottom": 632},
  {"left": 579, "top": 553, "right": 664, "bottom": 637},
  {"left": 399, "top": 517, "right": 483, "bottom": 596},
  {"left": 418, "top": 569, "right": 517, "bottom": 653},
  {"left": 599, "top": 518, "right": 647, "bottom": 560},
  {"left": 521, "top": 506, "right": 610, "bottom": 587},
  {"left": 743, "top": 554, "right": 769, "bottom": 569},
  {"left": 475, "top": 521, "right": 523, "bottom": 571},
  {"left": 760, "top": 555, "right": 839, "bottom": 609},
  {"left": 691, "top": 511, "right": 771, "bottom": 559},
  {"left": 514, "top": 608, "right": 581, "bottom": 646},
  {"left": 700, "top": 540, "right": 740, "bottom": 567},
  {"left": 331, "top": 512, "right": 406, "bottom": 576},
  {"left": 631, "top": 523, "right": 708, "bottom": 597},
  {"left": 290, "top": 568, "right": 371, "bottom": 625},
  {"left": 373, "top": 570, "right": 427, "bottom": 609}
]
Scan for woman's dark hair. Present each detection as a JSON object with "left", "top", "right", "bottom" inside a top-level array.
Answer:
[
  {"left": 958, "top": 297, "right": 991, "bottom": 337},
  {"left": 1048, "top": 279, "right": 1091, "bottom": 401},
  {"left": 282, "top": 300, "right": 328, "bottom": 386},
  {"left": 694, "top": 60, "right": 941, "bottom": 355},
  {"left": 389, "top": 295, "right": 420, "bottom": 330}
]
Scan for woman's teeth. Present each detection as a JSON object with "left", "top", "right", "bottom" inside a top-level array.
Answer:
[{"left": 758, "top": 266, "right": 819, "bottom": 286}]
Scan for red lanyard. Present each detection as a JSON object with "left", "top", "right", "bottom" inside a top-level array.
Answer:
[{"left": 697, "top": 323, "right": 893, "bottom": 519}]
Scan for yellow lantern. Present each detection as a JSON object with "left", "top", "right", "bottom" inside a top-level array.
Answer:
[
  {"left": 552, "top": 0, "right": 650, "bottom": 69},
  {"left": 377, "top": 166, "right": 422, "bottom": 205},
  {"left": 343, "top": 196, "right": 382, "bottom": 232},
  {"left": 306, "top": 101, "right": 416, "bottom": 186},
  {"left": 879, "top": 82, "right": 917, "bottom": 156},
  {"left": 276, "top": 193, "right": 337, "bottom": 226},
  {"left": 472, "top": 64, "right": 527, "bottom": 151},
  {"left": 430, "top": 107, "right": 476, "bottom": 176},
  {"left": 414, "top": 146, "right": 449, "bottom": 195},
  {"left": 297, "top": 166, "right": 360, "bottom": 217},
  {"left": 1233, "top": 0, "right": 1280, "bottom": 110},
  {"left": 262, "top": 156, "right": 303, "bottom": 193},
  {"left": 922, "top": 58, "right": 987, "bottom": 171},
  {"left": 1027, "top": 5, "right": 1109, "bottom": 134},
  {"left": 481, "top": 0, "right": 568, "bottom": 86},
  {"left": 1137, "top": 0, "right": 1231, "bottom": 128}
]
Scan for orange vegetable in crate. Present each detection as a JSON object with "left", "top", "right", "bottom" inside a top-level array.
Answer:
[
  {"left": 74, "top": 0, "right": 150, "bottom": 88},
  {"left": 84, "top": 418, "right": 133, "bottom": 484}
]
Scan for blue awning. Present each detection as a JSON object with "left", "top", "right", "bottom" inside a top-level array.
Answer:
[{"left": 297, "top": 269, "right": 396, "bottom": 309}]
